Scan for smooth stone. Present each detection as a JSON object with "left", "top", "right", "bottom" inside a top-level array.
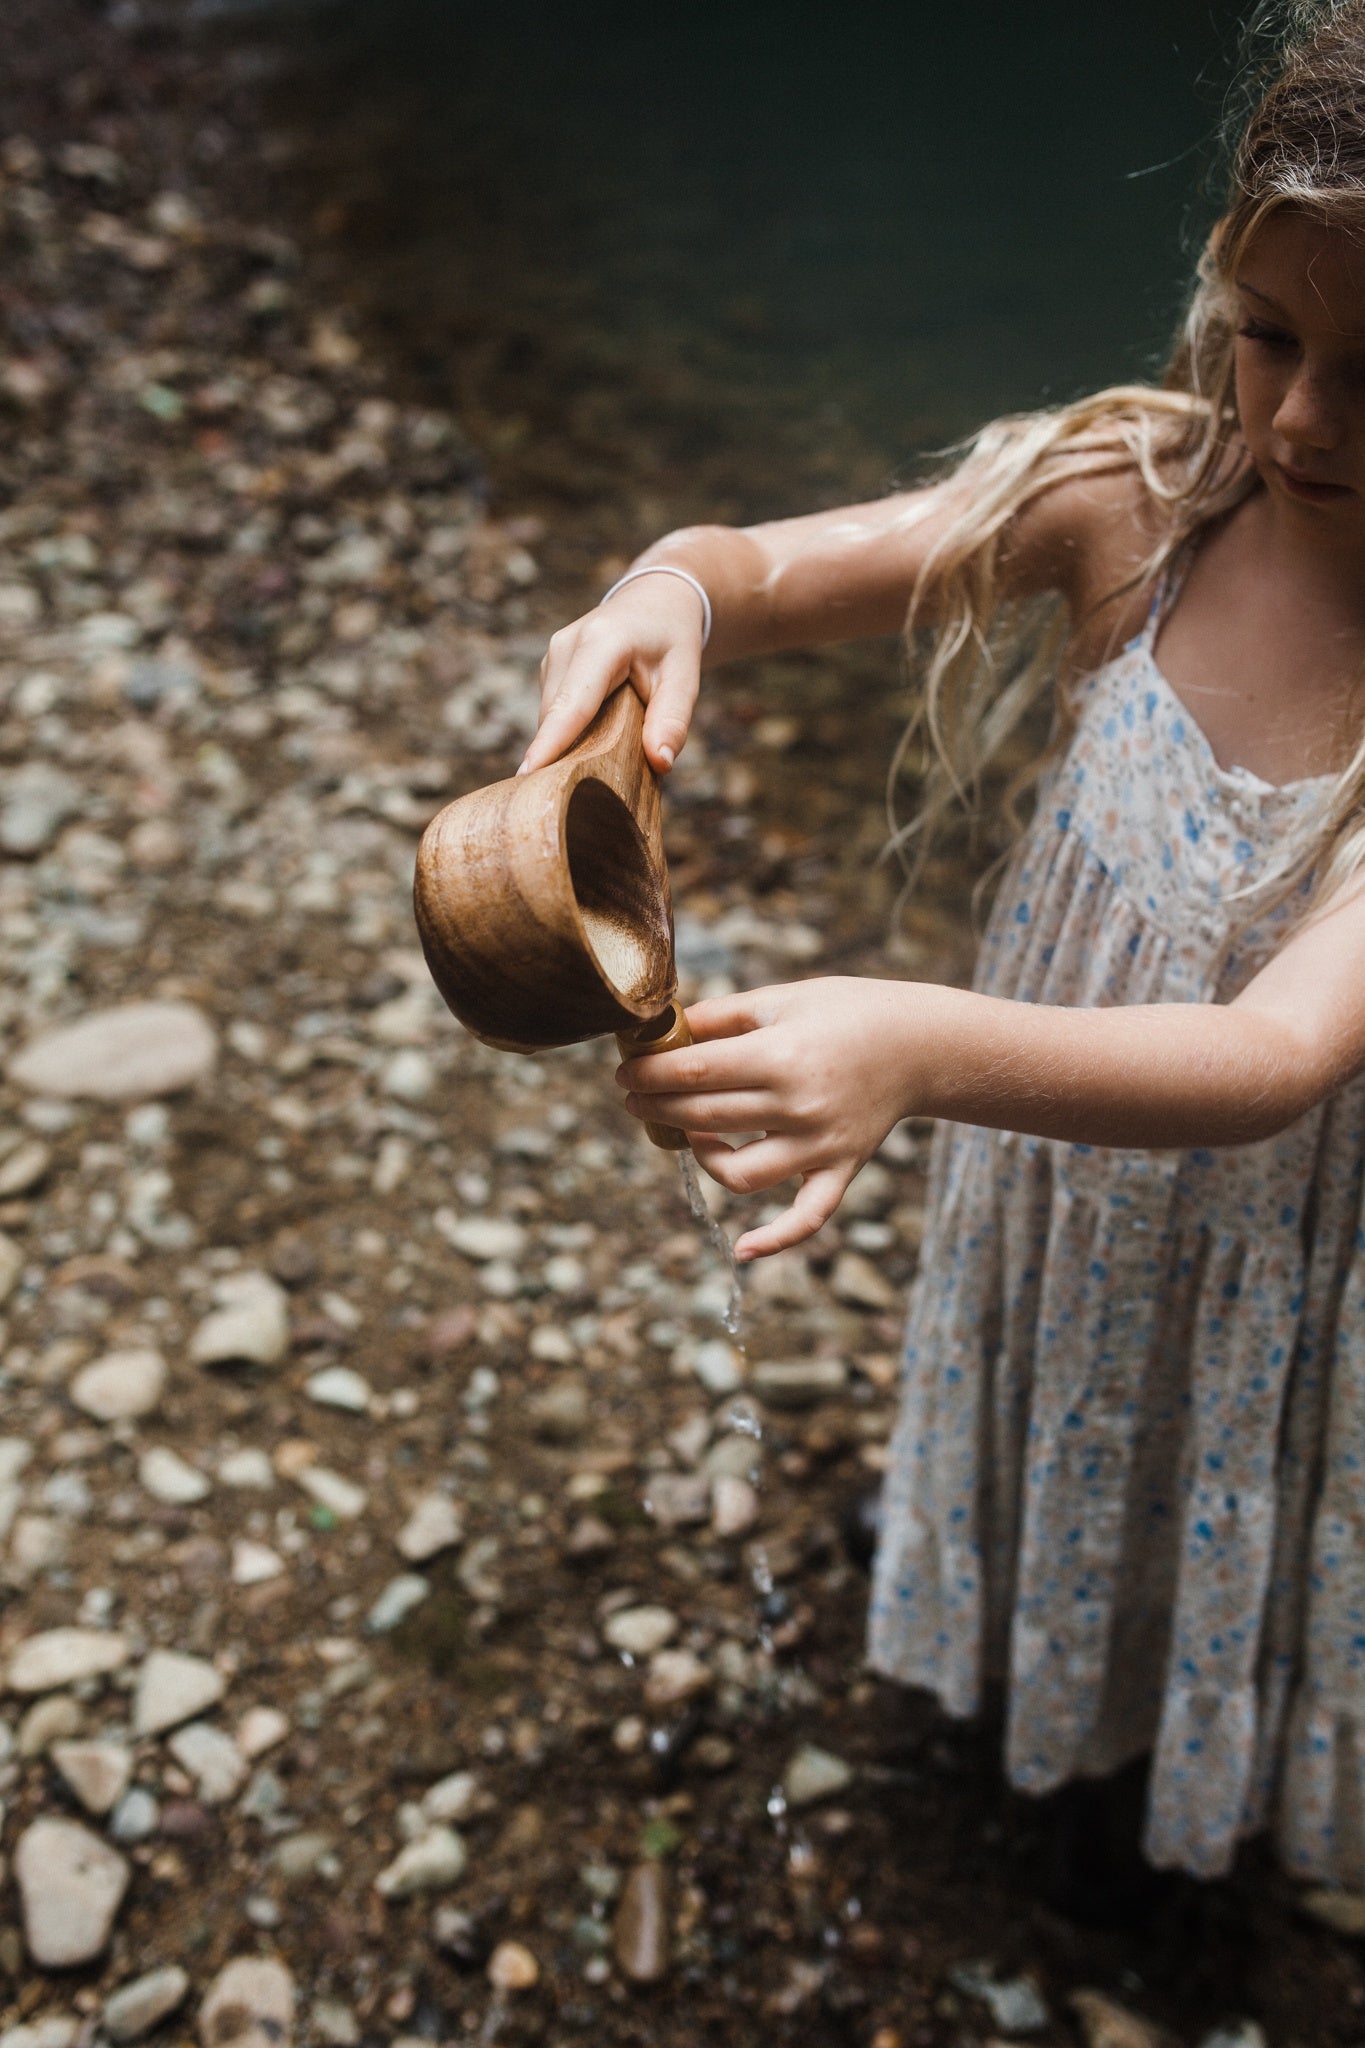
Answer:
[
  {"left": 421, "top": 1771, "right": 479, "bottom": 1825},
  {"left": 644, "top": 1648, "right": 712, "bottom": 1709},
  {"left": 236, "top": 1706, "right": 289, "bottom": 1760},
  {"left": 603, "top": 1606, "right": 678, "bottom": 1658},
  {"left": 14, "top": 1815, "right": 131, "bottom": 1967},
  {"left": 641, "top": 1470, "right": 711, "bottom": 1529},
  {"left": 711, "top": 1473, "right": 760, "bottom": 1538},
  {"left": 0, "top": 1435, "right": 32, "bottom": 1485},
  {"left": 168, "top": 1721, "right": 247, "bottom": 1804},
  {"left": 1070, "top": 1992, "right": 1168, "bottom": 2048},
  {"left": 750, "top": 1358, "right": 848, "bottom": 1408},
  {"left": 294, "top": 1467, "right": 367, "bottom": 1520},
  {"left": 565, "top": 1514, "right": 615, "bottom": 1558},
  {"left": 0, "top": 2022, "right": 80, "bottom": 2048},
  {"left": 0, "top": 1138, "right": 51, "bottom": 1196},
  {"left": 231, "top": 1539, "right": 285, "bottom": 1585},
  {"left": 485, "top": 1942, "right": 538, "bottom": 1992},
  {"left": 134, "top": 1650, "right": 224, "bottom": 1737},
  {"left": 272, "top": 1831, "right": 336, "bottom": 1884},
  {"left": 1197, "top": 2028, "right": 1267, "bottom": 2048},
  {"left": 691, "top": 1338, "right": 744, "bottom": 1395},
  {"left": 0, "top": 764, "right": 82, "bottom": 856},
  {"left": 218, "top": 1448, "right": 274, "bottom": 1488},
  {"left": 108, "top": 1787, "right": 160, "bottom": 1845},
  {"left": 7, "top": 1627, "right": 130, "bottom": 1694},
  {"left": 308, "top": 2001, "right": 359, "bottom": 2048},
  {"left": 366, "top": 1574, "right": 430, "bottom": 1633},
  {"left": 103, "top": 1966, "right": 191, "bottom": 2043},
  {"left": 51, "top": 1738, "right": 133, "bottom": 1816},
  {"left": 17, "top": 1694, "right": 85, "bottom": 1757},
  {"left": 783, "top": 1744, "right": 854, "bottom": 1808},
  {"left": 830, "top": 1249, "right": 900, "bottom": 1311},
  {"left": 949, "top": 1963, "right": 1051, "bottom": 2035},
  {"left": 190, "top": 1273, "right": 289, "bottom": 1370},
  {"left": 396, "top": 1491, "right": 463, "bottom": 1562},
  {"left": 374, "top": 1825, "right": 467, "bottom": 1897},
  {"left": 1301, "top": 1887, "right": 1365, "bottom": 1935},
  {"left": 139, "top": 1446, "right": 211, "bottom": 1505},
  {"left": 199, "top": 1958, "right": 295, "bottom": 2048},
  {"left": 613, "top": 1861, "right": 669, "bottom": 1984},
  {"left": 0, "top": 1232, "right": 22, "bottom": 1303},
  {"left": 69, "top": 1348, "right": 166, "bottom": 1423},
  {"left": 437, "top": 1214, "right": 526, "bottom": 1262},
  {"left": 9, "top": 1002, "right": 217, "bottom": 1101},
  {"left": 304, "top": 1367, "right": 372, "bottom": 1413},
  {"left": 527, "top": 1377, "right": 589, "bottom": 1443}
]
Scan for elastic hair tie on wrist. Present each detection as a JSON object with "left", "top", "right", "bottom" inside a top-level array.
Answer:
[{"left": 599, "top": 564, "right": 712, "bottom": 647}]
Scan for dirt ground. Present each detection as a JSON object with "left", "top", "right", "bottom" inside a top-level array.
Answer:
[{"left": 0, "top": 6, "right": 1361, "bottom": 2046}]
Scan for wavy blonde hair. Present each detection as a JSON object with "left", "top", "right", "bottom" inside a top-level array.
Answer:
[{"left": 890, "top": 0, "right": 1365, "bottom": 923}]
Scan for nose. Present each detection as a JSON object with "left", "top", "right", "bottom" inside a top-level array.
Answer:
[{"left": 1272, "top": 361, "right": 1343, "bottom": 452}]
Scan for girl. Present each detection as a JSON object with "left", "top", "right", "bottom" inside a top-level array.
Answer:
[{"left": 519, "top": 3, "right": 1365, "bottom": 1890}]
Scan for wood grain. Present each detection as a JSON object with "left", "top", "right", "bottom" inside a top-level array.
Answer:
[{"left": 414, "top": 686, "right": 678, "bottom": 1052}]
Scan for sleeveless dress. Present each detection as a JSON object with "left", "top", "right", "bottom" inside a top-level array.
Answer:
[{"left": 867, "top": 575, "right": 1365, "bottom": 1884}]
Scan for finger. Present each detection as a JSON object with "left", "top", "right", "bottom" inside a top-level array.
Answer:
[
  {"left": 518, "top": 655, "right": 631, "bottom": 774},
  {"left": 640, "top": 648, "right": 699, "bottom": 773},
  {"left": 733, "top": 1167, "right": 848, "bottom": 1261},
  {"left": 687, "top": 1133, "right": 800, "bottom": 1196},
  {"left": 616, "top": 1037, "right": 766, "bottom": 1095},
  {"left": 624, "top": 1088, "right": 776, "bottom": 1133},
  {"left": 679, "top": 993, "right": 766, "bottom": 1043}
]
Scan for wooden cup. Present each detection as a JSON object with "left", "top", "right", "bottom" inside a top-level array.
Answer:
[{"left": 415, "top": 685, "right": 679, "bottom": 1058}]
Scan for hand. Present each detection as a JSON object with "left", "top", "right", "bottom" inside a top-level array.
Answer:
[
  {"left": 616, "top": 977, "right": 925, "bottom": 1259},
  {"left": 518, "top": 574, "right": 706, "bottom": 778}
]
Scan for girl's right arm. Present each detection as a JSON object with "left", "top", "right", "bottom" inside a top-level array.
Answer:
[{"left": 519, "top": 473, "right": 1113, "bottom": 778}]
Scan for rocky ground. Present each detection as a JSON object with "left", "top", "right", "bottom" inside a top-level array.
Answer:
[{"left": 0, "top": 6, "right": 1362, "bottom": 2048}]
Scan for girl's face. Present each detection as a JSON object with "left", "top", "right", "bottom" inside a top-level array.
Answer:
[{"left": 1234, "top": 209, "right": 1365, "bottom": 533}]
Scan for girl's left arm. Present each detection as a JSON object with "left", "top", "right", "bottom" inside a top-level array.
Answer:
[{"left": 618, "top": 886, "right": 1365, "bottom": 1259}]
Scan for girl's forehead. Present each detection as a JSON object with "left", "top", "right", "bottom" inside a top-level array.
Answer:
[{"left": 1238, "top": 210, "right": 1365, "bottom": 334}]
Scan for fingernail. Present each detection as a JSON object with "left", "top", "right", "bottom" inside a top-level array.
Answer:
[
  {"left": 515, "top": 759, "right": 531, "bottom": 777},
  {"left": 656, "top": 744, "right": 674, "bottom": 769}
]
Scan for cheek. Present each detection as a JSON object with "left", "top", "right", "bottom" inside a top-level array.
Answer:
[{"left": 1233, "top": 345, "right": 1281, "bottom": 440}]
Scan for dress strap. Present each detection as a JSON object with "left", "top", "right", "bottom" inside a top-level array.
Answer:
[{"left": 1138, "top": 545, "right": 1193, "bottom": 652}]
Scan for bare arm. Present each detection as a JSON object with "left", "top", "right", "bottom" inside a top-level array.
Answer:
[{"left": 618, "top": 883, "right": 1365, "bottom": 1257}]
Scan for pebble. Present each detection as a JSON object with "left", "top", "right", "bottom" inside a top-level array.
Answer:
[
  {"left": 309, "top": 2000, "right": 359, "bottom": 2048},
  {"left": 396, "top": 1490, "right": 463, "bottom": 1561},
  {"left": 236, "top": 1706, "right": 289, "bottom": 1759},
  {"left": 103, "top": 1967, "right": 191, "bottom": 2044},
  {"left": 68, "top": 1348, "right": 167, "bottom": 1423},
  {"left": 218, "top": 1447, "right": 275, "bottom": 1489},
  {"left": 751, "top": 1358, "right": 849, "bottom": 1408},
  {"left": 17, "top": 1694, "right": 84, "bottom": 1756},
  {"left": 305, "top": 1366, "right": 372, "bottom": 1412},
  {"left": 0, "top": 2022, "right": 79, "bottom": 2048},
  {"left": 436, "top": 1213, "right": 527, "bottom": 1261},
  {"left": 366, "top": 1573, "right": 430, "bottom": 1633},
  {"left": 642, "top": 1470, "right": 712, "bottom": 1529},
  {"left": 133, "top": 1649, "right": 225, "bottom": 1737},
  {"left": 6, "top": 1627, "right": 130, "bottom": 1695},
  {"left": 613, "top": 1860, "right": 670, "bottom": 1984},
  {"left": 1197, "top": 2028, "right": 1267, "bottom": 2048},
  {"left": 108, "top": 1787, "right": 160, "bottom": 1846},
  {"left": 50, "top": 1738, "right": 133, "bottom": 1815},
  {"left": 273, "top": 1831, "right": 336, "bottom": 1884},
  {"left": 603, "top": 1605, "right": 678, "bottom": 1657},
  {"left": 294, "top": 1466, "right": 368, "bottom": 1520},
  {"left": 1070, "top": 1992, "right": 1168, "bottom": 2048},
  {"left": 0, "top": 1137, "right": 51, "bottom": 1197},
  {"left": 14, "top": 1815, "right": 131, "bottom": 1967},
  {"left": 421, "top": 1770, "right": 479, "bottom": 1824},
  {"left": 231, "top": 1538, "right": 285, "bottom": 1585},
  {"left": 0, "top": 1232, "right": 21, "bottom": 1303},
  {"left": 691, "top": 1338, "right": 745, "bottom": 1395},
  {"left": 711, "top": 1472, "right": 760, "bottom": 1537},
  {"left": 0, "top": 762, "right": 82, "bottom": 856},
  {"left": 190, "top": 1271, "right": 290, "bottom": 1370},
  {"left": 139, "top": 1445, "right": 212, "bottom": 1504},
  {"left": 949, "top": 1963, "right": 1051, "bottom": 2035},
  {"left": 644, "top": 1648, "right": 712, "bottom": 1708},
  {"left": 375, "top": 1825, "right": 467, "bottom": 1897},
  {"left": 783, "top": 1744, "right": 854, "bottom": 1808},
  {"left": 527, "top": 1376, "right": 590, "bottom": 1442},
  {"left": 830, "top": 1249, "right": 900, "bottom": 1310},
  {"left": 486, "top": 1941, "right": 539, "bottom": 1991},
  {"left": 199, "top": 1958, "right": 295, "bottom": 2048},
  {"left": 168, "top": 1721, "right": 248, "bottom": 1803},
  {"left": 1301, "top": 1887, "right": 1365, "bottom": 1935},
  {"left": 8, "top": 1001, "right": 218, "bottom": 1101}
]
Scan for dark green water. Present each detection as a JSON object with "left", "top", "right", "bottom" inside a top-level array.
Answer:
[{"left": 279, "top": 0, "right": 1248, "bottom": 530}]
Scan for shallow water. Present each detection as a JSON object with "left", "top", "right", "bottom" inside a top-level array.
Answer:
[{"left": 676, "top": 1148, "right": 745, "bottom": 1343}]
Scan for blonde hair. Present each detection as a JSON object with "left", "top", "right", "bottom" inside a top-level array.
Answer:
[{"left": 891, "top": 0, "right": 1365, "bottom": 923}]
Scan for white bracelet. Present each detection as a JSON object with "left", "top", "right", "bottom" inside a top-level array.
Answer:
[{"left": 599, "top": 565, "right": 712, "bottom": 647}]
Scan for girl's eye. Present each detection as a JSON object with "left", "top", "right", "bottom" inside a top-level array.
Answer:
[{"left": 1237, "top": 318, "right": 1296, "bottom": 350}]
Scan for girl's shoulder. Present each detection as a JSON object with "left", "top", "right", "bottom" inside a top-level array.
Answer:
[{"left": 1003, "top": 457, "right": 1177, "bottom": 666}]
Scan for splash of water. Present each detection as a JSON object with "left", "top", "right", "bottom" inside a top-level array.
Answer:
[{"left": 676, "top": 1147, "right": 745, "bottom": 1343}]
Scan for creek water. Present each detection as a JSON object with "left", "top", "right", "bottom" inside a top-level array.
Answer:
[{"left": 676, "top": 1148, "right": 745, "bottom": 1345}]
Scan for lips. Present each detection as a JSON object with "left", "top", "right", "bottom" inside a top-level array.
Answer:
[{"left": 1276, "top": 461, "right": 1354, "bottom": 500}]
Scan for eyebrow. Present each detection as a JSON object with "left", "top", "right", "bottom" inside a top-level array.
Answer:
[{"left": 1236, "top": 281, "right": 1286, "bottom": 312}]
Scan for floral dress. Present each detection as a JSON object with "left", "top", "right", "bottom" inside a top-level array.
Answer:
[{"left": 867, "top": 580, "right": 1365, "bottom": 1883}]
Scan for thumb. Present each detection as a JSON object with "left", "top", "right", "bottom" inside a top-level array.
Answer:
[{"left": 641, "top": 649, "right": 698, "bottom": 772}]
